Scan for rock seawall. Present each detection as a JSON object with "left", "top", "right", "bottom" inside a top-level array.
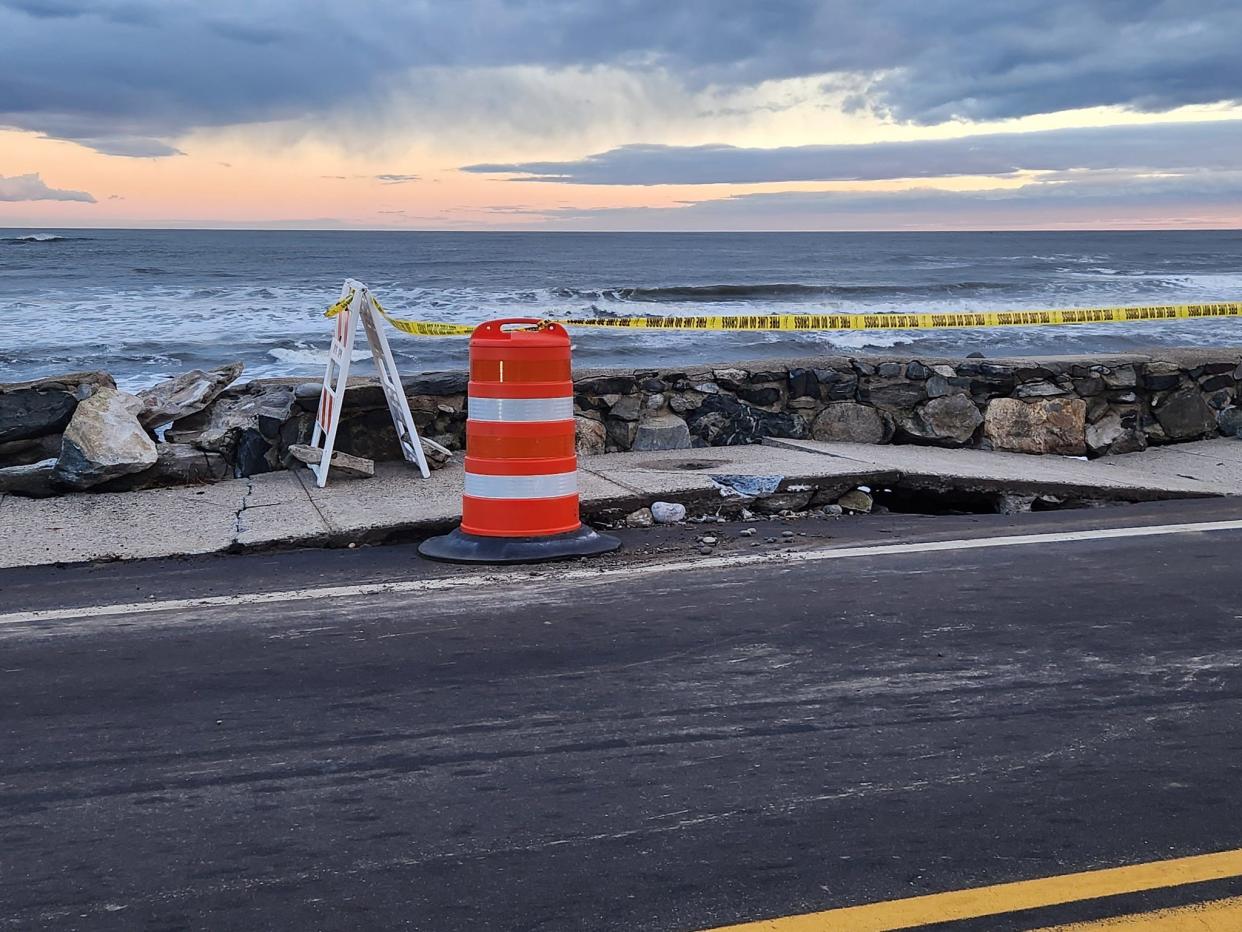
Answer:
[{"left": 2, "top": 348, "right": 1240, "bottom": 496}]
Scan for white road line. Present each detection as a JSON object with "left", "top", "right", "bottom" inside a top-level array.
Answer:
[{"left": 4, "top": 518, "right": 1242, "bottom": 627}]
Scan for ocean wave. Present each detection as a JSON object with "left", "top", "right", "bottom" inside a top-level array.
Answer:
[
  {"left": 2, "top": 233, "right": 87, "bottom": 243},
  {"left": 268, "top": 343, "right": 370, "bottom": 366},
  {"left": 551, "top": 281, "right": 1019, "bottom": 303}
]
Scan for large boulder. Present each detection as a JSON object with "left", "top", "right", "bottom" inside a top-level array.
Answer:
[
  {"left": 1085, "top": 412, "right": 1146, "bottom": 456},
  {"left": 0, "top": 433, "right": 62, "bottom": 468},
  {"left": 686, "top": 393, "right": 804, "bottom": 446},
  {"left": 1218, "top": 407, "right": 1242, "bottom": 437},
  {"left": 135, "top": 361, "right": 244, "bottom": 428},
  {"left": 0, "top": 459, "right": 58, "bottom": 497},
  {"left": 811, "top": 402, "right": 890, "bottom": 444},
  {"left": 898, "top": 395, "right": 983, "bottom": 446},
  {"left": 1153, "top": 388, "right": 1216, "bottom": 441},
  {"left": 99, "top": 443, "right": 231, "bottom": 492},
  {"left": 574, "top": 416, "right": 606, "bottom": 456},
  {"left": 0, "top": 371, "right": 114, "bottom": 443},
  {"left": 858, "top": 377, "right": 927, "bottom": 409},
  {"left": 53, "top": 387, "right": 158, "bottom": 489},
  {"left": 983, "top": 397, "right": 1087, "bottom": 456},
  {"left": 632, "top": 414, "right": 691, "bottom": 451},
  {"left": 167, "top": 385, "right": 296, "bottom": 476}
]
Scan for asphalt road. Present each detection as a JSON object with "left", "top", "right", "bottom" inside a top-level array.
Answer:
[{"left": 3, "top": 499, "right": 1242, "bottom": 930}]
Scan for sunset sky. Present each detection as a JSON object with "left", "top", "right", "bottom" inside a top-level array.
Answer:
[{"left": 3, "top": 1, "right": 1241, "bottom": 231}]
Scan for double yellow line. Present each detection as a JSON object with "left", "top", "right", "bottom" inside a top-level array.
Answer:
[{"left": 708, "top": 847, "right": 1242, "bottom": 931}]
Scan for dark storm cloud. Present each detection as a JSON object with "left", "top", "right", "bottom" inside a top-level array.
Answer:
[
  {"left": 2, "top": 1, "right": 1240, "bottom": 155},
  {"left": 462, "top": 121, "right": 1242, "bottom": 184},
  {"left": 0, "top": 172, "right": 95, "bottom": 202}
]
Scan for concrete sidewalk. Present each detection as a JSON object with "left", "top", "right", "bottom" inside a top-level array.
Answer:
[{"left": 1, "top": 439, "right": 1238, "bottom": 569}]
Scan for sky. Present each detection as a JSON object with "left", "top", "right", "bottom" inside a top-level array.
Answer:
[{"left": 2, "top": 0, "right": 1241, "bottom": 231}]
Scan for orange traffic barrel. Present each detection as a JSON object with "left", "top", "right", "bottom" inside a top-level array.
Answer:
[{"left": 418, "top": 319, "right": 620, "bottom": 564}]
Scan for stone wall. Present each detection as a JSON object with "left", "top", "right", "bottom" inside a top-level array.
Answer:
[
  {"left": 296, "top": 348, "right": 1242, "bottom": 464},
  {"left": 3, "top": 348, "right": 1241, "bottom": 496}
]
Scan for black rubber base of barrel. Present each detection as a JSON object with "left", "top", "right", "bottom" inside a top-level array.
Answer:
[{"left": 417, "top": 526, "right": 622, "bottom": 565}]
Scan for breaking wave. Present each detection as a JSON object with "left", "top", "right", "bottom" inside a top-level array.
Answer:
[
  {"left": 2, "top": 233, "right": 88, "bottom": 243},
  {"left": 552, "top": 281, "right": 1018, "bottom": 303}
]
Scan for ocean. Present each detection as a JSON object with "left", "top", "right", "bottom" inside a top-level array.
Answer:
[{"left": 3, "top": 229, "right": 1241, "bottom": 390}]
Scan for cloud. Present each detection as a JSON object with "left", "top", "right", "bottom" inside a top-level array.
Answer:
[
  {"left": 509, "top": 171, "right": 1242, "bottom": 230},
  {"left": 374, "top": 173, "right": 419, "bottom": 184},
  {"left": 0, "top": 172, "right": 95, "bottom": 202},
  {"left": 463, "top": 120, "right": 1242, "bottom": 185},
  {"left": 1, "top": 1, "right": 1240, "bottom": 154}
]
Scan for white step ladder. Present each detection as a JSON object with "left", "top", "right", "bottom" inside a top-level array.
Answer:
[{"left": 308, "top": 278, "right": 449, "bottom": 487}]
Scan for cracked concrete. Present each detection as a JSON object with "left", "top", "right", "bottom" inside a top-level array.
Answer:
[{"left": 1, "top": 440, "right": 1236, "bottom": 569}]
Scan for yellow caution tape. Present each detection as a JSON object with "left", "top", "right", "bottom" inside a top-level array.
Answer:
[{"left": 326, "top": 292, "right": 1242, "bottom": 336}]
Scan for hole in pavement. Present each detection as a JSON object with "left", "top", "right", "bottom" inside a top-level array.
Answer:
[
  {"left": 640, "top": 459, "right": 728, "bottom": 472},
  {"left": 874, "top": 486, "right": 1081, "bottom": 516}
]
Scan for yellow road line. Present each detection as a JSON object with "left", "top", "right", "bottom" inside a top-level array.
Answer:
[
  {"left": 706, "top": 848, "right": 1242, "bottom": 931},
  {"left": 1036, "top": 894, "right": 1242, "bottom": 930}
]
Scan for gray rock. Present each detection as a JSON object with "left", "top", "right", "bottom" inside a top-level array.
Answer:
[
  {"left": 906, "top": 361, "right": 931, "bottom": 380},
  {"left": 294, "top": 381, "right": 322, "bottom": 411},
  {"left": 608, "top": 394, "right": 643, "bottom": 421},
  {"left": 1141, "top": 362, "right": 1183, "bottom": 392},
  {"left": 735, "top": 385, "right": 781, "bottom": 406},
  {"left": 605, "top": 418, "right": 637, "bottom": 451},
  {"left": 983, "top": 397, "right": 1087, "bottom": 456},
  {"left": 0, "top": 458, "right": 58, "bottom": 497},
  {"left": 0, "top": 433, "right": 62, "bottom": 468},
  {"left": 752, "top": 490, "right": 814, "bottom": 513},
  {"left": 287, "top": 443, "right": 375, "bottom": 479},
  {"left": 1084, "top": 412, "right": 1144, "bottom": 456},
  {"left": 54, "top": 386, "right": 158, "bottom": 489},
  {"left": 837, "top": 489, "right": 874, "bottom": 513},
  {"left": 1218, "top": 407, "right": 1242, "bottom": 437},
  {"left": 1098, "top": 365, "right": 1138, "bottom": 389},
  {"left": 1014, "top": 379, "right": 1067, "bottom": 398},
  {"left": 404, "top": 371, "right": 470, "bottom": 395},
  {"left": 859, "top": 378, "right": 927, "bottom": 408},
  {"left": 574, "top": 416, "right": 607, "bottom": 455},
  {"left": 167, "top": 385, "right": 296, "bottom": 475},
  {"left": 625, "top": 507, "right": 654, "bottom": 528},
  {"left": 993, "top": 493, "right": 1035, "bottom": 515},
  {"left": 1198, "top": 373, "right": 1234, "bottom": 393},
  {"left": 811, "top": 402, "right": 889, "bottom": 444},
  {"left": 668, "top": 391, "right": 705, "bottom": 414},
  {"left": 0, "top": 371, "right": 115, "bottom": 443},
  {"left": 574, "top": 375, "right": 635, "bottom": 396},
  {"left": 135, "top": 361, "right": 244, "bottom": 428},
  {"left": 820, "top": 504, "right": 845, "bottom": 516},
  {"left": 814, "top": 370, "right": 858, "bottom": 401},
  {"left": 1086, "top": 412, "right": 1124, "bottom": 456},
  {"left": 1154, "top": 388, "right": 1216, "bottom": 440},
  {"left": 788, "top": 368, "right": 818, "bottom": 399},
  {"left": 650, "top": 501, "right": 686, "bottom": 524},
  {"left": 100, "top": 443, "right": 231, "bottom": 491},
  {"left": 899, "top": 395, "right": 982, "bottom": 446},
  {"left": 687, "top": 394, "right": 804, "bottom": 446},
  {"left": 632, "top": 414, "right": 691, "bottom": 451}
]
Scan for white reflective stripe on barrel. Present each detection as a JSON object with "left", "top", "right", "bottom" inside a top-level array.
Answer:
[
  {"left": 464, "top": 471, "right": 578, "bottom": 500},
  {"left": 468, "top": 396, "right": 574, "bottom": 423}
]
